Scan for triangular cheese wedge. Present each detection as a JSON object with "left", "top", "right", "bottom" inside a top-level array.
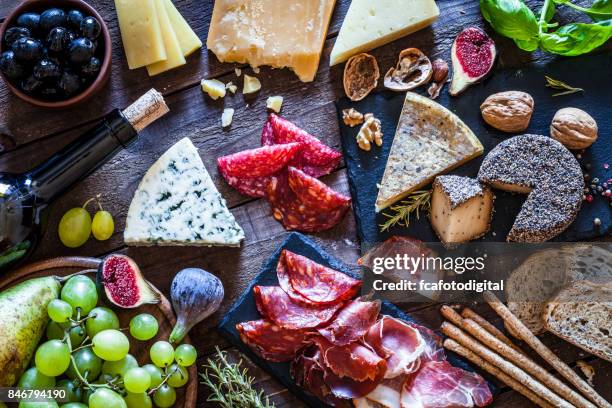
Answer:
[
  {"left": 375, "top": 92, "right": 483, "bottom": 212},
  {"left": 125, "top": 138, "right": 245, "bottom": 246}
]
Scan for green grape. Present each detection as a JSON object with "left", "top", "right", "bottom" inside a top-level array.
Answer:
[
  {"left": 56, "top": 379, "right": 82, "bottom": 403},
  {"left": 60, "top": 403, "right": 88, "bottom": 408},
  {"left": 80, "top": 387, "right": 93, "bottom": 405},
  {"left": 35, "top": 340, "right": 71, "bottom": 377},
  {"left": 123, "top": 392, "right": 152, "bottom": 408},
  {"left": 92, "top": 211, "right": 115, "bottom": 241},
  {"left": 61, "top": 275, "right": 98, "bottom": 315},
  {"left": 58, "top": 207, "right": 91, "bottom": 248},
  {"left": 86, "top": 307, "right": 120, "bottom": 337},
  {"left": 152, "top": 385, "right": 176, "bottom": 408},
  {"left": 174, "top": 344, "right": 197, "bottom": 367},
  {"left": 142, "top": 364, "right": 164, "bottom": 388},
  {"left": 17, "top": 367, "right": 56, "bottom": 389},
  {"left": 123, "top": 367, "right": 151, "bottom": 394},
  {"left": 166, "top": 364, "right": 189, "bottom": 388},
  {"left": 97, "top": 373, "right": 115, "bottom": 383},
  {"left": 47, "top": 299, "right": 73, "bottom": 323},
  {"left": 92, "top": 329, "right": 130, "bottom": 361},
  {"left": 66, "top": 347, "right": 102, "bottom": 381},
  {"left": 88, "top": 388, "right": 127, "bottom": 408},
  {"left": 46, "top": 322, "right": 87, "bottom": 347},
  {"left": 150, "top": 341, "right": 174, "bottom": 368},
  {"left": 18, "top": 401, "right": 59, "bottom": 408},
  {"left": 129, "top": 314, "right": 159, "bottom": 341},
  {"left": 102, "top": 354, "right": 138, "bottom": 378}
]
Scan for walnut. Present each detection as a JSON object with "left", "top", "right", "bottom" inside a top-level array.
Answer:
[
  {"left": 480, "top": 91, "right": 534, "bottom": 132},
  {"left": 384, "top": 48, "right": 433, "bottom": 92},
  {"left": 427, "top": 59, "right": 449, "bottom": 99},
  {"left": 550, "top": 107, "right": 598, "bottom": 150},
  {"left": 342, "top": 108, "right": 364, "bottom": 127},
  {"left": 343, "top": 53, "right": 380, "bottom": 101},
  {"left": 356, "top": 113, "right": 382, "bottom": 151}
]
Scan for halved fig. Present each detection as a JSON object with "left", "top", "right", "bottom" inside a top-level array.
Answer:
[
  {"left": 97, "top": 254, "right": 161, "bottom": 308},
  {"left": 450, "top": 27, "right": 496, "bottom": 96},
  {"left": 384, "top": 48, "right": 433, "bottom": 92},
  {"left": 343, "top": 53, "right": 380, "bottom": 101}
]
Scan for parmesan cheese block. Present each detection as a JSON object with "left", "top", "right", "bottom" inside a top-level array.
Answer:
[
  {"left": 206, "top": 0, "right": 337, "bottom": 82},
  {"left": 375, "top": 92, "right": 483, "bottom": 212},
  {"left": 114, "top": 0, "right": 167, "bottom": 69},
  {"left": 146, "top": 0, "right": 187, "bottom": 76},
  {"left": 163, "top": 0, "right": 202, "bottom": 57},
  {"left": 124, "top": 138, "right": 245, "bottom": 247},
  {"left": 330, "top": 0, "right": 439, "bottom": 66},
  {"left": 430, "top": 176, "right": 493, "bottom": 245}
]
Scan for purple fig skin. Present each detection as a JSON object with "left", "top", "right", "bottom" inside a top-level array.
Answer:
[{"left": 169, "top": 268, "right": 224, "bottom": 343}]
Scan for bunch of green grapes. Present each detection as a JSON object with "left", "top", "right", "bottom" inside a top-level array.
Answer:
[{"left": 17, "top": 275, "right": 197, "bottom": 408}]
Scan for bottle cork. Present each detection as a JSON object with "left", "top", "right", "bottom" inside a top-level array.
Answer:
[{"left": 122, "top": 89, "right": 169, "bottom": 133}]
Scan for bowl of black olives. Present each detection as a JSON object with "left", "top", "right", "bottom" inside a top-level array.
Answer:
[{"left": 0, "top": 0, "right": 111, "bottom": 108}]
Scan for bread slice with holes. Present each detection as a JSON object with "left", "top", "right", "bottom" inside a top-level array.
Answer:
[{"left": 543, "top": 280, "right": 612, "bottom": 362}]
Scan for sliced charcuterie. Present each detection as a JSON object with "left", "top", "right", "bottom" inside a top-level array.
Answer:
[
  {"left": 236, "top": 319, "right": 308, "bottom": 362},
  {"left": 318, "top": 299, "right": 380, "bottom": 346},
  {"left": 218, "top": 173, "right": 273, "bottom": 198},
  {"left": 287, "top": 166, "right": 351, "bottom": 211},
  {"left": 314, "top": 336, "right": 387, "bottom": 383},
  {"left": 324, "top": 369, "right": 382, "bottom": 400},
  {"left": 218, "top": 143, "right": 301, "bottom": 178}
]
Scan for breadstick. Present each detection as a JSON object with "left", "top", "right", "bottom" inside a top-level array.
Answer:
[
  {"left": 462, "top": 307, "right": 521, "bottom": 351},
  {"left": 441, "top": 322, "right": 575, "bottom": 408},
  {"left": 483, "top": 290, "right": 612, "bottom": 408},
  {"left": 440, "top": 305, "right": 464, "bottom": 326},
  {"left": 444, "top": 338, "right": 554, "bottom": 408},
  {"left": 462, "top": 318, "right": 596, "bottom": 408}
]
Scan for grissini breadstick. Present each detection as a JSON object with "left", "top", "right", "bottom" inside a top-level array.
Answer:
[
  {"left": 440, "top": 305, "right": 464, "bottom": 326},
  {"left": 444, "top": 338, "right": 554, "bottom": 408},
  {"left": 441, "top": 322, "right": 575, "bottom": 408},
  {"left": 483, "top": 290, "right": 612, "bottom": 408},
  {"left": 461, "top": 307, "right": 522, "bottom": 352}
]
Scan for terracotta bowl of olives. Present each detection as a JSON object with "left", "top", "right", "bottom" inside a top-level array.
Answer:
[{"left": 0, "top": 0, "right": 111, "bottom": 109}]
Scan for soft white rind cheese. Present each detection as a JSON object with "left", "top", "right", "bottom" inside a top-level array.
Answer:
[{"left": 124, "top": 138, "right": 245, "bottom": 246}]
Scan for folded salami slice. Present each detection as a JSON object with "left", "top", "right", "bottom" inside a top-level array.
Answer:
[
  {"left": 314, "top": 336, "right": 387, "bottom": 383},
  {"left": 287, "top": 166, "right": 351, "bottom": 211},
  {"left": 318, "top": 299, "right": 380, "bottom": 346},
  {"left": 253, "top": 286, "right": 342, "bottom": 329},
  {"left": 276, "top": 252, "right": 319, "bottom": 306},
  {"left": 236, "top": 319, "right": 308, "bottom": 362}
]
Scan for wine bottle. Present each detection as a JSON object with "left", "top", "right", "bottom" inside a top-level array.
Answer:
[{"left": 0, "top": 89, "right": 168, "bottom": 272}]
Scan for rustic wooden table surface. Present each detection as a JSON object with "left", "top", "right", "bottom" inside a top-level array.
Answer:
[{"left": 1, "top": 0, "right": 610, "bottom": 407}]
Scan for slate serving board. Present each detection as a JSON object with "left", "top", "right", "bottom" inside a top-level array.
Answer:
[
  {"left": 336, "top": 53, "right": 612, "bottom": 245},
  {"left": 218, "top": 232, "right": 497, "bottom": 407}
]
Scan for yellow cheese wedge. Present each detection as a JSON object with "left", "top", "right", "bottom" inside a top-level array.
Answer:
[
  {"left": 163, "top": 0, "right": 202, "bottom": 57},
  {"left": 146, "top": 0, "right": 187, "bottom": 76},
  {"left": 330, "top": 0, "right": 440, "bottom": 66},
  {"left": 207, "top": 0, "right": 336, "bottom": 82},
  {"left": 114, "top": 0, "right": 167, "bottom": 69}
]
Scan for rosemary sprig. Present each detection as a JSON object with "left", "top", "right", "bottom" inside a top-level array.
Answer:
[
  {"left": 200, "top": 347, "right": 275, "bottom": 408},
  {"left": 545, "top": 75, "right": 584, "bottom": 97},
  {"left": 379, "top": 190, "right": 431, "bottom": 232}
]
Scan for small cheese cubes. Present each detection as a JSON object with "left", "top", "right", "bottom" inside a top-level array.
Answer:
[
  {"left": 266, "top": 96, "right": 283, "bottom": 113},
  {"left": 222, "top": 108, "right": 235, "bottom": 127},
  {"left": 201, "top": 79, "right": 227, "bottom": 100},
  {"left": 242, "top": 75, "right": 261, "bottom": 94}
]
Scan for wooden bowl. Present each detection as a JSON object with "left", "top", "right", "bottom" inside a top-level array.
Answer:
[
  {"left": 0, "top": 0, "right": 112, "bottom": 109},
  {"left": 0, "top": 257, "right": 197, "bottom": 408}
]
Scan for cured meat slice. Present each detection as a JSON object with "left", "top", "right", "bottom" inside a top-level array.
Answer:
[
  {"left": 276, "top": 254, "right": 318, "bottom": 306},
  {"left": 400, "top": 361, "right": 493, "bottom": 408},
  {"left": 236, "top": 319, "right": 308, "bottom": 362},
  {"left": 355, "top": 377, "right": 406, "bottom": 408},
  {"left": 412, "top": 322, "right": 445, "bottom": 362},
  {"left": 364, "top": 316, "right": 426, "bottom": 379},
  {"left": 324, "top": 370, "right": 382, "bottom": 400},
  {"left": 280, "top": 250, "right": 362, "bottom": 305},
  {"left": 217, "top": 143, "right": 301, "bottom": 178},
  {"left": 314, "top": 337, "right": 387, "bottom": 382},
  {"left": 287, "top": 166, "right": 352, "bottom": 211},
  {"left": 318, "top": 299, "right": 380, "bottom": 346},
  {"left": 253, "top": 286, "right": 342, "bottom": 329},
  {"left": 219, "top": 173, "right": 272, "bottom": 198}
]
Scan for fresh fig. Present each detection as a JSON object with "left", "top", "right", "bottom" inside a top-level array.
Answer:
[
  {"left": 449, "top": 27, "right": 496, "bottom": 96},
  {"left": 97, "top": 254, "right": 160, "bottom": 308}
]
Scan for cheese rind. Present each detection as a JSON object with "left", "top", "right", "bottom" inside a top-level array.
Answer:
[
  {"left": 124, "top": 138, "right": 245, "bottom": 247},
  {"left": 330, "top": 0, "right": 440, "bottom": 66},
  {"left": 146, "top": 0, "right": 187, "bottom": 76},
  {"left": 163, "top": 0, "right": 202, "bottom": 57}
]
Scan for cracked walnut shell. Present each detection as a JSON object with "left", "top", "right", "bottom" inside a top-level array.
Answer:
[
  {"left": 551, "top": 107, "right": 598, "bottom": 150},
  {"left": 480, "top": 91, "right": 534, "bottom": 133},
  {"left": 384, "top": 48, "right": 433, "bottom": 92},
  {"left": 343, "top": 53, "right": 380, "bottom": 101}
]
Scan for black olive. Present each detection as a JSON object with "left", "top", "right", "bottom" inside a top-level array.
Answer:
[
  {"left": 47, "top": 27, "right": 71, "bottom": 52},
  {"left": 80, "top": 56, "right": 101, "bottom": 77},
  {"left": 67, "top": 37, "right": 94, "bottom": 64},
  {"left": 80, "top": 16, "right": 101, "bottom": 40},
  {"left": 58, "top": 70, "right": 81, "bottom": 95},
  {"left": 16, "top": 13, "right": 40, "bottom": 34},
  {"left": 20, "top": 75, "right": 43, "bottom": 93},
  {"left": 66, "top": 30, "right": 77, "bottom": 42},
  {"left": 33, "top": 58, "right": 61, "bottom": 79},
  {"left": 11, "top": 37, "right": 44, "bottom": 61},
  {"left": 0, "top": 50, "right": 24, "bottom": 80},
  {"left": 40, "top": 8, "right": 67, "bottom": 33},
  {"left": 40, "top": 85, "right": 60, "bottom": 99},
  {"left": 4, "top": 27, "right": 30, "bottom": 48},
  {"left": 66, "top": 10, "right": 84, "bottom": 30}
]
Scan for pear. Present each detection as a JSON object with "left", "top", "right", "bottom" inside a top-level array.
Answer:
[{"left": 0, "top": 277, "right": 60, "bottom": 386}]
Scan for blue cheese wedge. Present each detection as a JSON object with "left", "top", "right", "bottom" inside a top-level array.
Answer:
[{"left": 124, "top": 138, "right": 245, "bottom": 246}]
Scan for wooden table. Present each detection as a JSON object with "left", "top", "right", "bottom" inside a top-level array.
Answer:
[{"left": 1, "top": 0, "right": 610, "bottom": 407}]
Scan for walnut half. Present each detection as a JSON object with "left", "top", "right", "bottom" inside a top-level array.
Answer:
[
  {"left": 551, "top": 107, "right": 598, "bottom": 150},
  {"left": 342, "top": 108, "right": 364, "bottom": 127},
  {"left": 480, "top": 91, "right": 534, "bottom": 133},
  {"left": 356, "top": 113, "right": 383, "bottom": 151}
]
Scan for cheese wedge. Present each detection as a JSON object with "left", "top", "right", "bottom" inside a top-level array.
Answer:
[
  {"left": 375, "top": 93, "right": 483, "bottom": 212},
  {"left": 330, "top": 0, "right": 439, "bottom": 66},
  {"left": 163, "top": 0, "right": 202, "bottom": 57},
  {"left": 114, "top": 0, "right": 167, "bottom": 69},
  {"left": 146, "top": 0, "right": 187, "bottom": 76},
  {"left": 124, "top": 138, "right": 245, "bottom": 247}
]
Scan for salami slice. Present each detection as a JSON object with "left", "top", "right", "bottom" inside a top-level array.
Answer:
[
  {"left": 217, "top": 143, "right": 301, "bottom": 178},
  {"left": 287, "top": 167, "right": 352, "bottom": 211},
  {"left": 318, "top": 299, "right": 380, "bottom": 346},
  {"left": 276, "top": 252, "right": 319, "bottom": 306},
  {"left": 218, "top": 172, "right": 272, "bottom": 198},
  {"left": 236, "top": 319, "right": 308, "bottom": 362},
  {"left": 314, "top": 337, "right": 387, "bottom": 382},
  {"left": 253, "top": 286, "right": 342, "bottom": 329}
]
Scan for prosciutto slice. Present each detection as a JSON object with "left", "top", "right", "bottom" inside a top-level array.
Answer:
[{"left": 318, "top": 299, "right": 381, "bottom": 346}]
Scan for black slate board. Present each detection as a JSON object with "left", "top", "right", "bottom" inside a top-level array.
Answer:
[
  {"left": 218, "top": 232, "right": 497, "bottom": 407},
  {"left": 336, "top": 53, "right": 612, "bottom": 244}
]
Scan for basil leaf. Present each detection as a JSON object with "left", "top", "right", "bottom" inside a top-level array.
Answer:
[
  {"left": 540, "top": 21, "right": 612, "bottom": 55},
  {"left": 480, "top": 0, "right": 540, "bottom": 41},
  {"left": 554, "top": 0, "right": 612, "bottom": 21},
  {"left": 544, "top": 0, "right": 556, "bottom": 22}
]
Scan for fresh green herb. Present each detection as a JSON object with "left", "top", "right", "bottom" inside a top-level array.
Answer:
[
  {"left": 200, "top": 347, "right": 275, "bottom": 408},
  {"left": 545, "top": 75, "right": 585, "bottom": 96},
  {"left": 379, "top": 190, "right": 431, "bottom": 232},
  {"left": 480, "top": 0, "right": 612, "bottom": 56}
]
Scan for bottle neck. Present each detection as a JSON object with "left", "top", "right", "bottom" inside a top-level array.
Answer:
[{"left": 26, "top": 109, "right": 137, "bottom": 203}]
